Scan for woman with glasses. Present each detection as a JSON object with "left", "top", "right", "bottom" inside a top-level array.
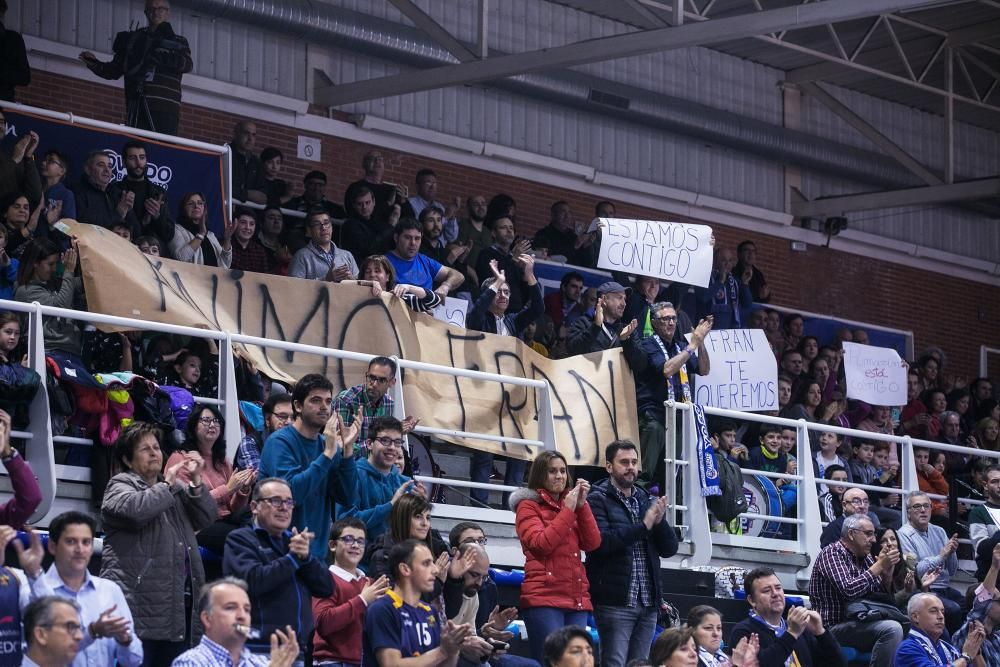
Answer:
[
  {"left": 165, "top": 403, "right": 256, "bottom": 559},
  {"left": 313, "top": 517, "right": 390, "bottom": 667},
  {"left": 101, "top": 421, "right": 217, "bottom": 667},
  {"left": 168, "top": 191, "right": 235, "bottom": 267}
]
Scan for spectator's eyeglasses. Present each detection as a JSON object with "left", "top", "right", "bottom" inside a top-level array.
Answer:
[
  {"left": 462, "top": 537, "right": 489, "bottom": 546},
  {"left": 652, "top": 315, "right": 677, "bottom": 322},
  {"left": 909, "top": 503, "right": 932, "bottom": 511},
  {"left": 495, "top": 288, "right": 511, "bottom": 296},
  {"left": 259, "top": 497, "right": 295, "bottom": 509},
  {"left": 366, "top": 374, "right": 391, "bottom": 385},
  {"left": 373, "top": 436, "right": 404, "bottom": 448},
  {"left": 851, "top": 528, "right": 875, "bottom": 537},
  {"left": 337, "top": 535, "right": 367, "bottom": 547},
  {"left": 309, "top": 220, "right": 332, "bottom": 229},
  {"left": 41, "top": 622, "right": 83, "bottom": 635},
  {"left": 198, "top": 417, "right": 222, "bottom": 426},
  {"left": 847, "top": 498, "right": 869, "bottom": 506},
  {"left": 270, "top": 411, "right": 293, "bottom": 423}
]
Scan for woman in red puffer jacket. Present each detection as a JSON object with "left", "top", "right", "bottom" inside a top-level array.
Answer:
[{"left": 510, "top": 450, "right": 601, "bottom": 663}]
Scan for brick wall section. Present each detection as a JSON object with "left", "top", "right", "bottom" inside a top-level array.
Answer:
[{"left": 15, "top": 70, "right": 999, "bottom": 378}]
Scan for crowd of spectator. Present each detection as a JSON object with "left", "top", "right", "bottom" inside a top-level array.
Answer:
[{"left": 3, "top": 2, "right": 1000, "bottom": 663}]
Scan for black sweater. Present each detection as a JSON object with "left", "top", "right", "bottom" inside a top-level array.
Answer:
[{"left": 729, "top": 615, "right": 845, "bottom": 667}]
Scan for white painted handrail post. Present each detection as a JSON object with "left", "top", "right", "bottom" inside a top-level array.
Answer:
[
  {"left": 388, "top": 356, "right": 412, "bottom": 454},
  {"left": 25, "top": 303, "right": 55, "bottom": 521},
  {"left": 682, "top": 404, "right": 712, "bottom": 566},
  {"left": 901, "top": 435, "right": 918, "bottom": 501},
  {"left": 219, "top": 334, "right": 241, "bottom": 464},
  {"left": 536, "top": 383, "right": 557, "bottom": 453},
  {"left": 797, "top": 418, "right": 821, "bottom": 582},
  {"left": 665, "top": 401, "right": 678, "bottom": 529}
]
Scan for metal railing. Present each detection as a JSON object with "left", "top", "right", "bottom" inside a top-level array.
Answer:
[
  {"left": 664, "top": 400, "right": 1000, "bottom": 584},
  {"left": 0, "top": 297, "right": 557, "bottom": 523}
]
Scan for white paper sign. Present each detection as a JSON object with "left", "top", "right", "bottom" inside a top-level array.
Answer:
[
  {"left": 843, "top": 341, "right": 907, "bottom": 406},
  {"left": 597, "top": 218, "right": 714, "bottom": 288},
  {"left": 432, "top": 297, "right": 469, "bottom": 328},
  {"left": 297, "top": 135, "right": 321, "bottom": 162},
  {"left": 689, "top": 329, "right": 778, "bottom": 411}
]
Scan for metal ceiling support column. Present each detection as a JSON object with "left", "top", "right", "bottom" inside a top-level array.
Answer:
[
  {"left": 782, "top": 82, "right": 803, "bottom": 217},
  {"left": 674, "top": 0, "right": 684, "bottom": 25},
  {"left": 385, "top": 0, "right": 477, "bottom": 62},
  {"left": 477, "top": 0, "right": 489, "bottom": 60},
  {"left": 945, "top": 47, "right": 955, "bottom": 184},
  {"left": 800, "top": 82, "right": 942, "bottom": 185},
  {"left": 319, "top": 0, "right": 945, "bottom": 106},
  {"left": 791, "top": 177, "right": 1000, "bottom": 217}
]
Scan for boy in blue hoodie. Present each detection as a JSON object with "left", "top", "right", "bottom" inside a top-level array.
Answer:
[{"left": 337, "top": 415, "right": 427, "bottom": 542}]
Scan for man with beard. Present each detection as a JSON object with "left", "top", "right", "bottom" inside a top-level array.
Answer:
[
  {"left": 419, "top": 207, "right": 472, "bottom": 295},
  {"left": 341, "top": 185, "right": 396, "bottom": 262},
  {"left": 585, "top": 440, "right": 677, "bottom": 667},
  {"left": 970, "top": 466, "right": 1000, "bottom": 579},
  {"left": 465, "top": 257, "right": 542, "bottom": 505},
  {"left": 259, "top": 373, "right": 360, "bottom": 559},
  {"left": 387, "top": 218, "right": 464, "bottom": 298},
  {"left": 79, "top": 0, "right": 192, "bottom": 135},
  {"left": 337, "top": 416, "right": 427, "bottom": 541},
  {"left": 334, "top": 356, "right": 419, "bottom": 447},
  {"left": 623, "top": 303, "right": 712, "bottom": 486},
  {"left": 567, "top": 282, "right": 637, "bottom": 356},
  {"left": 223, "top": 478, "right": 333, "bottom": 660},
  {"left": 457, "top": 195, "right": 491, "bottom": 273},
  {"left": 72, "top": 150, "right": 139, "bottom": 235},
  {"left": 119, "top": 140, "right": 174, "bottom": 249}
]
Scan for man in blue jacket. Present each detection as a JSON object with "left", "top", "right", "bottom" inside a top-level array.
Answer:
[
  {"left": 259, "top": 373, "right": 359, "bottom": 559},
  {"left": 585, "top": 440, "right": 678, "bottom": 667},
  {"left": 223, "top": 477, "right": 333, "bottom": 660},
  {"left": 336, "top": 416, "right": 426, "bottom": 542}
]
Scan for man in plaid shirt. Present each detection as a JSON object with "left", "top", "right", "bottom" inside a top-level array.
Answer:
[
  {"left": 333, "top": 356, "right": 418, "bottom": 452},
  {"left": 808, "top": 513, "right": 904, "bottom": 666}
]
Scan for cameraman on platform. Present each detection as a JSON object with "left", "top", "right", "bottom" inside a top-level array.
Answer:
[{"left": 79, "top": 0, "right": 192, "bottom": 135}]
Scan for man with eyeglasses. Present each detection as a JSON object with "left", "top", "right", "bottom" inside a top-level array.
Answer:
[
  {"left": 22, "top": 596, "right": 83, "bottom": 667},
  {"left": 223, "top": 477, "right": 333, "bottom": 662},
  {"left": 235, "top": 393, "right": 294, "bottom": 473},
  {"left": 820, "top": 487, "right": 882, "bottom": 549},
  {"left": 288, "top": 209, "right": 358, "bottom": 283},
  {"left": 465, "top": 257, "right": 543, "bottom": 505},
  {"left": 78, "top": 0, "right": 192, "bottom": 135},
  {"left": 337, "top": 415, "right": 425, "bottom": 542},
  {"left": 809, "top": 514, "right": 904, "bottom": 666},
  {"left": 897, "top": 491, "right": 965, "bottom": 633},
  {"left": 334, "top": 356, "right": 418, "bottom": 448},
  {"left": 622, "top": 301, "right": 712, "bottom": 487}
]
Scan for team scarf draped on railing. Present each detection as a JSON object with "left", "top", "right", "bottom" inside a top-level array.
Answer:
[{"left": 692, "top": 404, "right": 721, "bottom": 497}]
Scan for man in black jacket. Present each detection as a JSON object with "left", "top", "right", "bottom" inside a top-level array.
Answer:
[
  {"left": 120, "top": 140, "right": 175, "bottom": 251},
  {"left": 72, "top": 150, "right": 140, "bottom": 237},
  {"left": 223, "top": 477, "right": 333, "bottom": 660},
  {"left": 731, "top": 567, "right": 844, "bottom": 667},
  {"left": 79, "top": 0, "right": 192, "bottom": 134},
  {"left": 586, "top": 440, "right": 678, "bottom": 667}
]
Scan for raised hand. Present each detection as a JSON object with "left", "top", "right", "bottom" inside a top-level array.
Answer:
[
  {"left": 593, "top": 296, "right": 606, "bottom": 328},
  {"left": 401, "top": 416, "right": 420, "bottom": 434},
  {"left": 164, "top": 460, "right": 186, "bottom": 486},
  {"left": 117, "top": 190, "right": 135, "bottom": 218},
  {"left": 482, "top": 606, "right": 518, "bottom": 641},
  {"left": 448, "top": 546, "right": 479, "bottom": 579},
  {"left": 45, "top": 199, "right": 63, "bottom": 225},
  {"left": 0, "top": 410, "right": 12, "bottom": 459},
  {"left": 360, "top": 575, "right": 390, "bottom": 605},
  {"left": 144, "top": 196, "right": 162, "bottom": 220},
  {"left": 12, "top": 526, "right": 44, "bottom": 577},
  {"left": 268, "top": 626, "right": 298, "bottom": 667},
  {"left": 440, "top": 621, "right": 473, "bottom": 657},
  {"left": 92, "top": 604, "right": 132, "bottom": 642},
  {"left": 322, "top": 414, "right": 343, "bottom": 460},
  {"left": 921, "top": 566, "right": 941, "bottom": 590},
  {"left": 563, "top": 482, "right": 582, "bottom": 511},
  {"left": 288, "top": 527, "right": 313, "bottom": 561},
  {"left": 434, "top": 550, "right": 451, "bottom": 582},
  {"left": 692, "top": 316, "right": 714, "bottom": 346},
  {"left": 731, "top": 634, "right": 759, "bottom": 667},
  {"left": 786, "top": 605, "right": 809, "bottom": 638},
  {"left": 618, "top": 318, "right": 638, "bottom": 340},
  {"left": 390, "top": 480, "right": 416, "bottom": 505},
  {"left": 63, "top": 243, "right": 79, "bottom": 274}
]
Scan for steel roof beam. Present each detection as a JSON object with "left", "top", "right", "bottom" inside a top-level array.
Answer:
[{"left": 791, "top": 177, "right": 1000, "bottom": 217}]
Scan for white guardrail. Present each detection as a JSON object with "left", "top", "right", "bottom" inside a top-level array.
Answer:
[{"left": 0, "top": 298, "right": 559, "bottom": 523}]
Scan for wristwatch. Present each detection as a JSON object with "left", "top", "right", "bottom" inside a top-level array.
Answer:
[{"left": 960, "top": 654, "right": 974, "bottom": 664}]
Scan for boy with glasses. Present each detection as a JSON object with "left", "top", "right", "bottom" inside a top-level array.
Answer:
[
  {"left": 337, "top": 416, "right": 427, "bottom": 543},
  {"left": 314, "top": 518, "right": 390, "bottom": 667},
  {"left": 223, "top": 477, "right": 334, "bottom": 661}
]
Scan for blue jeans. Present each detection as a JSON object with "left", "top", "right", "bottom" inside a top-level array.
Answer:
[
  {"left": 470, "top": 453, "right": 526, "bottom": 506},
  {"left": 521, "top": 607, "right": 589, "bottom": 664},
  {"left": 592, "top": 605, "right": 657, "bottom": 667}
]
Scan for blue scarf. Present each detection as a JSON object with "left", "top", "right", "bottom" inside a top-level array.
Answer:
[{"left": 693, "top": 404, "right": 721, "bottom": 497}]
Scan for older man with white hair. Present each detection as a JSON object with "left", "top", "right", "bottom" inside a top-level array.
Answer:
[{"left": 892, "top": 592, "right": 985, "bottom": 666}]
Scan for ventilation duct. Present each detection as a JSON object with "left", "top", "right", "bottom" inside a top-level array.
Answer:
[{"left": 176, "top": 0, "right": 931, "bottom": 191}]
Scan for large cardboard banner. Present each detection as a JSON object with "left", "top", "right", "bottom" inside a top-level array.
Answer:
[
  {"left": 691, "top": 329, "right": 778, "bottom": 411},
  {"left": 596, "top": 218, "right": 713, "bottom": 288},
  {"left": 843, "top": 341, "right": 907, "bottom": 406},
  {"left": 72, "top": 223, "right": 636, "bottom": 465}
]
